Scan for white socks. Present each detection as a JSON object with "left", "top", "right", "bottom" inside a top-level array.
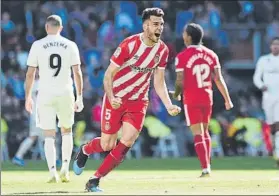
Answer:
[
  {"left": 44, "top": 137, "right": 57, "bottom": 177},
  {"left": 207, "top": 164, "right": 211, "bottom": 173},
  {"left": 61, "top": 132, "right": 73, "bottom": 173},
  {"left": 15, "top": 137, "right": 35, "bottom": 159},
  {"left": 274, "top": 131, "right": 279, "bottom": 160}
]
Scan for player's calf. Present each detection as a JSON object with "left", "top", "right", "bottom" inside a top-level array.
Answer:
[{"left": 190, "top": 124, "right": 211, "bottom": 175}]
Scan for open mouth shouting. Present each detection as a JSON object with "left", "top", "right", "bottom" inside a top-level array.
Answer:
[{"left": 155, "top": 33, "right": 161, "bottom": 38}]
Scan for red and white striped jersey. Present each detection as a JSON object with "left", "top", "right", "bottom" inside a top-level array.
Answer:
[{"left": 110, "top": 33, "right": 169, "bottom": 101}]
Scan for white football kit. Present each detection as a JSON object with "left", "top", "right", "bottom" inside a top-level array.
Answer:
[
  {"left": 27, "top": 34, "right": 81, "bottom": 130},
  {"left": 253, "top": 53, "right": 279, "bottom": 125}
]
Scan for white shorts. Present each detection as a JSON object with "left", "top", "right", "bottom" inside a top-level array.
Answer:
[
  {"left": 30, "top": 113, "right": 43, "bottom": 137},
  {"left": 262, "top": 98, "right": 279, "bottom": 125},
  {"left": 36, "top": 92, "right": 75, "bottom": 130}
]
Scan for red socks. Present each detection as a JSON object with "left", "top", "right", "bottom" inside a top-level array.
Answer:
[
  {"left": 194, "top": 134, "right": 209, "bottom": 169},
  {"left": 83, "top": 137, "right": 104, "bottom": 155},
  {"left": 94, "top": 141, "right": 130, "bottom": 178},
  {"left": 203, "top": 131, "right": 211, "bottom": 163}
]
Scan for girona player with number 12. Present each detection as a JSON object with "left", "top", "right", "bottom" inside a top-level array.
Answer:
[{"left": 172, "top": 23, "right": 233, "bottom": 177}]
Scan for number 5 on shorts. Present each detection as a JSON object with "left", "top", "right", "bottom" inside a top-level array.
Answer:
[{"left": 105, "top": 109, "right": 111, "bottom": 120}]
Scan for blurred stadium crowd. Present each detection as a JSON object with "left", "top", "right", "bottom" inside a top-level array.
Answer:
[{"left": 2, "top": 1, "right": 279, "bottom": 160}]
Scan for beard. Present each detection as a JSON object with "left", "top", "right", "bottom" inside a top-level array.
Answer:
[{"left": 147, "top": 28, "right": 159, "bottom": 43}]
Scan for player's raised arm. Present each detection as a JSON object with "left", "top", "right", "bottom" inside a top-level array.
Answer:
[
  {"left": 253, "top": 57, "right": 267, "bottom": 91},
  {"left": 71, "top": 42, "right": 84, "bottom": 112},
  {"left": 154, "top": 47, "right": 181, "bottom": 116},
  {"left": 212, "top": 55, "right": 233, "bottom": 110},
  {"left": 25, "top": 42, "right": 38, "bottom": 113}
]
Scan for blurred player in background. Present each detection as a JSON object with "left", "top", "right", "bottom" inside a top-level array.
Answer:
[
  {"left": 253, "top": 37, "right": 279, "bottom": 167},
  {"left": 12, "top": 75, "right": 43, "bottom": 166},
  {"left": 172, "top": 23, "right": 233, "bottom": 177},
  {"left": 73, "top": 8, "right": 181, "bottom": 192},
  {"left": 25, "top": 15, "right": 84, "bottom": 183}
]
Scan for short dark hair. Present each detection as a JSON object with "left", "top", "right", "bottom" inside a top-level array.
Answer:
[
  {"left": 185, "top": 23, "right": 204, "bottom": 45},
  {"left": 142, "top": 8, "right": 164, "bottom": 23},
  {"left": 46, "top": 15, "right": 62, "bottom": 27},
  {"left": 271, "top": 37, "right": 279, "bottom": 43}
]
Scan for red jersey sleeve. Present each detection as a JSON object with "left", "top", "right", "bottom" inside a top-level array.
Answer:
[
  {"left": 175, "top": 52, "right": 187, "bottom": 72},
  {"left": 157, "top": 46, "right": 169, "bottom": 69},
  {"left": 110, "top": 39, "right": 130, "bottom": 67}
]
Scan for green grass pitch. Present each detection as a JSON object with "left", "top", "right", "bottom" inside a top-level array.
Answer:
[{"left": 1, "top": 157, "right": 279, "bottom": 195}]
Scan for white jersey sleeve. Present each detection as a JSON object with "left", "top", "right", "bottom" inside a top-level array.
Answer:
[
  {"left": 253, "top": 56, "right": 265, "bottom": 90},
  {"left": 70, "top": 43, "right": 81, "bottom": 66},
  {"left": 27, "top": 41, "right": 39, "bottom": 67}
]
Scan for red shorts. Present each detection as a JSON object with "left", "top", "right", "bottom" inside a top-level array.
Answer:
[
  {"left": 183, "top": 104, "right": 212, "bottom": 126},
  {"left": 101, "top": 95, "right": 149, "bottom": 134}
]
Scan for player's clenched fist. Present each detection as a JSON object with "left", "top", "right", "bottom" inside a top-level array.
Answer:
[
  {"left": 167, "top": 105, "right": 181, "bottom": 116},
  {"left": 225, "top": 101, "right": 233, "bottom": 110},
  {"left": 75, "top": 95, "right": 84, "bottom": 112},
  {"left": 25, "top": 97, "right": 34, "bottom": 114},
  {"left": 110, "top": 97, "right": 122, "bottom": 109}
]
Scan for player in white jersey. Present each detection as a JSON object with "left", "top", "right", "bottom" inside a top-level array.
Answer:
[
  {"left": 12, "top": 76, "right": 43, "bottom": 166},
  {"left": 25, "top": 15, "right": 84, "bottom": 183},
  {"left": 253, "top": 37, "right": 279, "bottom": 166}
]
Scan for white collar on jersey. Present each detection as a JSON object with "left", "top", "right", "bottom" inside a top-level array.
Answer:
[
  {"left": 269, "top": 53, "right": 279, "bottom": 58},
  {"left": 139, "top": 33, "right": 159, "bottom": 48}
]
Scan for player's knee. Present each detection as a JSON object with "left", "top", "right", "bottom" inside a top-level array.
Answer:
[
  {"left": 192, "top": 129, "right": 203, "bottom": 135},
  {"left": 30, "top": 136, "right": 38, "bottom": 141},
  {"left": 100, "top": 141, "right": 115, "bottom": 151},
  {"left": 120, "top": 139, "right": 135, "bottom": 148},
  {"left": 61, "top": 127, "right": 72, "bottom": 135},
  {"left": 190, "top": 124, "right": 204, "bottom": 135},
  {"left": 44, "top": 130, "right": 56, "bottom": 137}
]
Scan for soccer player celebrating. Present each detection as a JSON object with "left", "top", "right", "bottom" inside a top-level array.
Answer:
[
  {"left": 25, "top": 15, "right": 84, "bottom": 183},
  {"left": 172, "top": 23, "right": 233, "bottom": 177},
  {"left": 73, "top": 8, "right": 181, "bottom": 192},
  {"left": 253, "top": 37, "right": 279, "bottom": 167}
]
